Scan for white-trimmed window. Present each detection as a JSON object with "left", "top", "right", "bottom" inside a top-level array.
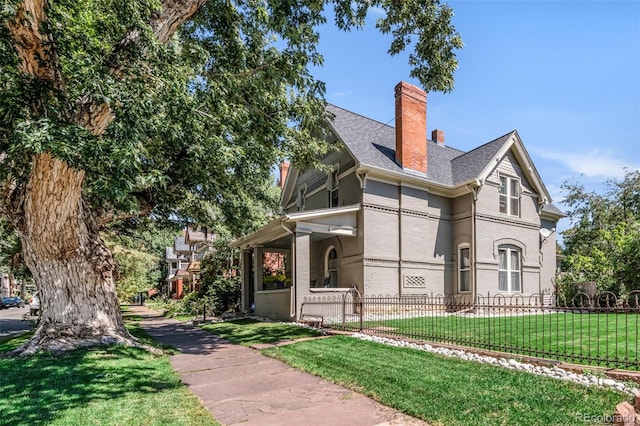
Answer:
[
  {"left": 324, "top": 246, "right": 338, "bottom": 288},
  {"left": 499, "top": 175, "right": 520, "bottom": 216},
  {"left": 498, "top": 246, "right": 521, "bottom": 292},
  {"left": 327, "top": 167, "right": 339, "bottom": 208},
  {"left": 458, "top": 245, "right": 470, "bottom": 293}
]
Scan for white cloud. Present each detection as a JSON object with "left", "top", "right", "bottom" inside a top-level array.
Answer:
[
  {"left": 537, "top": 148, "right": 639, "bottom": 180},
  {"left": 331, "top": 91, "right": 350, "bottom": 99},
  {"left": 544, "top": 183, "right": 565, "bottom": 203}
]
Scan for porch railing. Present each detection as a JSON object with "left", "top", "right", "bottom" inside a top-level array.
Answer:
[{"left": 300, "top": 291, "right": 640, "bottom": 370}]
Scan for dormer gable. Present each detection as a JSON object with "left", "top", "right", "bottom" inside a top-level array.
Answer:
[
  {"left": 473, "top": 131, "right": 552, "bottom": 208},
  {"left": 279, "top": 138, "right": 357, "bottom": 213}
]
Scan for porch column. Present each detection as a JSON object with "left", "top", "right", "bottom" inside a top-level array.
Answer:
[
  {"left": 294, "top": 230, "right": 311, "bottom": 320},
  {"left": 240, "top": 249, "right": 252, "bottom": 311},
  {"left": 253, "top": 246, "right": 263, "bottom": 295}
]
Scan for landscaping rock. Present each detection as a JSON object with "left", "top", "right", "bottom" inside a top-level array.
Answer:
[{"left": 352, "top": 333, "right": 638, "bottom": 396}]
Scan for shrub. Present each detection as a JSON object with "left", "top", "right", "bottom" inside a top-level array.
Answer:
[{"left": 201, "top": 276, "right": 241, "bottom": 315}]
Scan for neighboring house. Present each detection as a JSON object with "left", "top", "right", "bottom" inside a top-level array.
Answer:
[
  {"left": 164, "top": 228, "right": 215, "bottom": 299},
  {"left": 233, "top": 81, "right": 564, "bottom": 321},
  {"left": 184, "top": 228, "right": 216, "bottom": 291},
  {"left": 165, "top": 236, "right": 189, "bottom": 299}
]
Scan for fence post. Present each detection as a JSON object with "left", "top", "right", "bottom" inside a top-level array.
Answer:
[
  {"left": 203, "top": 302, "right": 206, "bottom": 322},
  {"left": 342, "top": 293, "right": 346, "bottom": 328},
  {"left": 359, "top": 296, "right": 363, "bottom": 332}
]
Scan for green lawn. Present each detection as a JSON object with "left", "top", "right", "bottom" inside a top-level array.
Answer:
[
  {"left": 199, "top": 318, "right": 322, "bottom": 345},
  {"left": 353, "top": 312, "right": 640, "bottom": 369},
  {"left": 0, "top": 322, "right": 219, "bottom": 425},
  {"left": 262, "top": 335, "right": 630, "bottom": 426}
]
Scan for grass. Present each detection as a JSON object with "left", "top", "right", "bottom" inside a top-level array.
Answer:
[
  {"left": 172, "top": 313, "right": 197, "bottom": 322},
  {"left": 357, "top": 312, "right": 640, "bottom": 369},
  {"left": 0, "top": 317, "right": 219, "bottom": 425},
  {"left": 262, "top": 335, "right": 630, "bottom": 426},
  {"left": 199, "top": 318, "right": 322, "bottom": 345}
]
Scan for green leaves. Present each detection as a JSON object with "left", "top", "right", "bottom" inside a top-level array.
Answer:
[
  {"left": 336, "top": 0, "right": 463, "bottom": 93},
  {"left": 1, "top": 0, "right": 462, "bottom": 239},
  {"left": 560, "top": 170, "right": 640, "bottom": 295}
]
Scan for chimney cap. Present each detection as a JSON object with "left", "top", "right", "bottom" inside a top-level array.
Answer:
[{"left": 395, "top": 81, "right": 427, "bottom": 103}]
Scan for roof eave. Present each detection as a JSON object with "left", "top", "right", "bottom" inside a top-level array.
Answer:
[
  {"left": 541, "top": 209, "right": 567, "bottom": 220},
  {"left": 357, "top": 164, "right": 454, "bottom": 197}
]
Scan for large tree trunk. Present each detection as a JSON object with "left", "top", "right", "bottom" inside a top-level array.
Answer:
[
  {"left": 4, "top": 0, "right": 207, "bottom": 356},
  {"left": 9, "top": 153, "right": 134, "bottom": 355}
]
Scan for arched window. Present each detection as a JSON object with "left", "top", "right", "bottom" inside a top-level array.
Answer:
[
  {"left": 498, "top": 245, "right": 521, "bottom": 292},
  {"left": 324, "top": 246, "right": 338, "bottom": 288}
]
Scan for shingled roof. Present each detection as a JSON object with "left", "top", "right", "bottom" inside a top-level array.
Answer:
[
  {"left": 325, "top": 103, "right": 563, "bottom": 216},
  {"left": 326, "top": 103, "right": 517, "bottom": 187}
]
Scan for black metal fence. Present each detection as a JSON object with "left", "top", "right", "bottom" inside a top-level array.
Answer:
[{"left": 300, "top": 290, "right": 640, "bottom": 370}]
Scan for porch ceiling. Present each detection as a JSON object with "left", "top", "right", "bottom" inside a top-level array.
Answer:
[{"left": 232, "top": 203, "right": 360, "bottom": 250}]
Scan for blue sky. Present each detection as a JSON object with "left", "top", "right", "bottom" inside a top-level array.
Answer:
[{"left": 310, "top": 0, "right": 640, "bottom": 235}]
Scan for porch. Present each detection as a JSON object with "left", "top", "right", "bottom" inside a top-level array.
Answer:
[{"left": 232, "top": 204, "right": 360, "bottom": 320}]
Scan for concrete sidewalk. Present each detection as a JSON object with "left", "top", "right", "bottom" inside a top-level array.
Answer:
[{"left": 130, "top": 305, "right": 426, "bottom": 426}]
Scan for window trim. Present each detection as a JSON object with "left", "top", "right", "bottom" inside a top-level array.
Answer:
[
  {"left": 458, "top": 244, "right": 471, "bottom": 293},
  {"left": 498, "top": 245, "right": 521, "bottom": 293},
  {"left": 499, "top": 174, "right": 521, "bottom": 217}
]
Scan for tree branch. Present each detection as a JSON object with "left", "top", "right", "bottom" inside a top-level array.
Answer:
[
  {"left": 7, "top": 1, "right": 207, "bottom": 136},
  {"left": 95, "top": 0, "right": 208, "bottom": 134},
  {"left": 150, "top": 0, "right": 208, "bottom": 44},
  {"left": 6, "top": 0, "right": 63, "bottom": 87}
]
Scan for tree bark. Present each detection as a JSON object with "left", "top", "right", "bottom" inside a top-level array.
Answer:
[
  {"left": 8, "top": 153, "right": 134, "bottom": 355},
  {"left": 3, "top": 0, "right": 208, "bottom": 355}
]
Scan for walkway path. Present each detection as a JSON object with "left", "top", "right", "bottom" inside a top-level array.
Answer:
[{"left": 130, "top": 305, "right": 426, "bottom": 426}]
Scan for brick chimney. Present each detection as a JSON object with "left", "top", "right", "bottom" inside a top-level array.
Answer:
[
  {"left": 279, "top": 162, "right": 290, "bottom": 189},
  {"left": 395, "top": 81, "right": 427, "bottom": 174},
  {"left": 432, "top": 129, "right": 445, "bottom": 146}
]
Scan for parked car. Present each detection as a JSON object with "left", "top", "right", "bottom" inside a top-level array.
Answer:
[
  {"left": 1, "top": 297, "right": 25, "bottom": 308},
  {"left": 29, "top": 294, "right": 40, "bottom": 316}
]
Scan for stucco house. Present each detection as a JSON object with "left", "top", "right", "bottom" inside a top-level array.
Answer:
[{"left": 233, "top": 81, "right": 564, "bottom": 320}]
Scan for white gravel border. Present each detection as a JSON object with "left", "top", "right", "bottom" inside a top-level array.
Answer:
[{"left": 351, "top": 332, "right": 639, "bottom": 396}]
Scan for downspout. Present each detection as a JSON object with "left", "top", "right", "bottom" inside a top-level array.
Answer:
[
  {"left": 467, "top": 181, "right": 481, "bottom": 301},
  {"left": 398, "top": 184, "right": 403, "bottom": 294},
  {"left": 280, "top": 217, "right": 296, "bottom": 318},
  {"left": 538, "top": 228, "right": 556, "bottom": 303},
  {"left": 537, "top": 199, "right": 544, "bottom": 301}
]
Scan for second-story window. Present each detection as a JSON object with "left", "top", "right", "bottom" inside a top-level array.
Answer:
[
  {"left": 499, "top": 175, "right": 520, "bottom": 216},
  {"left": 328, "top": 168, "right": 339, "bottom": 207}
]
